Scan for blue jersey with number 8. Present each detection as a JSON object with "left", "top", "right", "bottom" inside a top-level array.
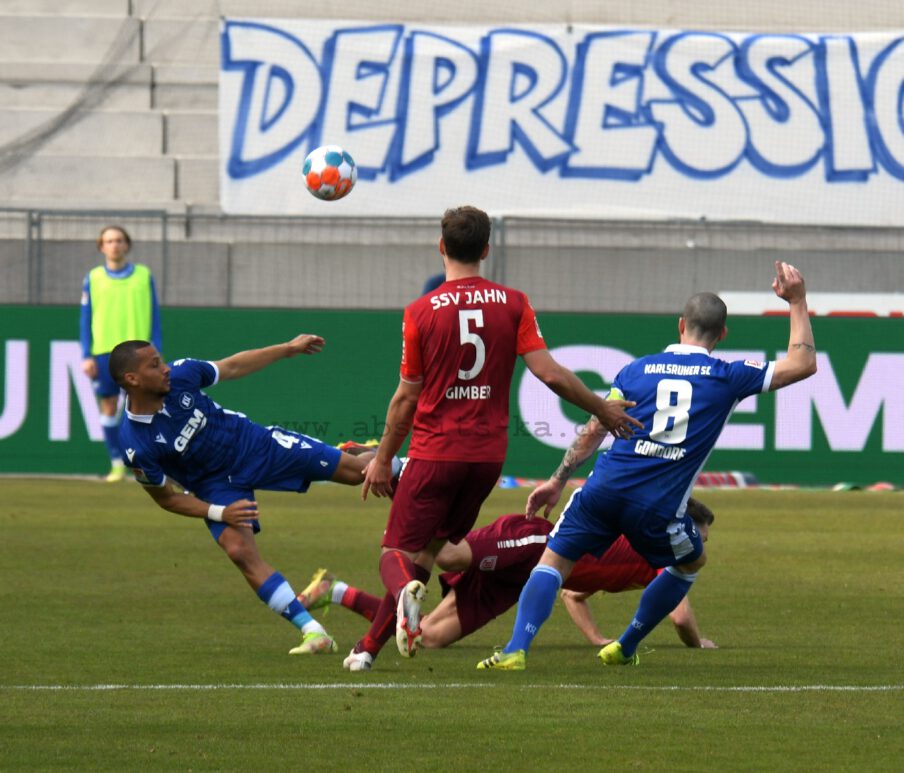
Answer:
[{"left": 587, "top": 344, "right": 774, "bottom": 516}]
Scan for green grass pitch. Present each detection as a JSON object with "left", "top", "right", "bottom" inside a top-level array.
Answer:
[{"left": 2, "top": 480, "right": 902, "bottom": 770}]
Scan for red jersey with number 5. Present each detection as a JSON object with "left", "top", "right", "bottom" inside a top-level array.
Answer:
[{"left": 400, "top": 276, "right": 545, "bottom": 462}]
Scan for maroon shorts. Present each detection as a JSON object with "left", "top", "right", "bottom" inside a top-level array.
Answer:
[
  {"left": 439, "top": 514, "right": 552, "bottom": 638},
  {"left": 381, "top": 458, "right": 502, "bottom": 553},
  {"left": 440, "top": 568, "right": 524, "bottom": 638}
]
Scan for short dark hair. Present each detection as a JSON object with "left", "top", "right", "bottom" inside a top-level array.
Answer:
[
  {"left": 109, "top": 340, "right": 152, "bottom": 386},
  {"left": 681, "top": 292, "right": 727, "bottom": 346},
  {"left": 97, "top": 225, "right": 132, "bottom": 251},
  {"left": 686, "top": 497, "right": 715, "bottom": 527},
  {"left": 441, "top": 206, "right": 491, "bottom": 263}
]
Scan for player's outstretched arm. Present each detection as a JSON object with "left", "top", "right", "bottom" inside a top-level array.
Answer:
[
  {"left": 769, "top": 261, "right": 817, "bottom": 390},
  {"left": 521, "top": 349, "right": 641, "bottom": 439},
  {"left": 669, "top": 596, "right": 717, "bottom": 649},
  {"left": 143, "top": 482, "right": 259, "bottom": 528},
  {"left": 526, "top": 417, "right": 607, "bottom": 518},
  {"left": 214, "top": 333, "right": 325, "bottom": 381},
  {"left": 561, "top": 589, "right": 611, "bottom": 646}
]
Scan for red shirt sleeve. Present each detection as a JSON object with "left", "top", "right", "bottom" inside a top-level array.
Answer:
[
  {"left": 516, "top": 294, "right": 546, "bottom": 355},
  {"left": 399, "top": 306, "right": 423, "bottom": 382}
]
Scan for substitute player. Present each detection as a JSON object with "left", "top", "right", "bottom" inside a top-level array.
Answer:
[
  {"left": 108, "top": 335, "right": 399, "bottom": 656},
  {"left": 80, "top": 225, "right": 162, "bottom": 481},
  {"left": 300, "top": 500, "right": 716, "bottom": 650},
  {"left": 347, "top": 205, "right": 642, "bottom": 671},
  {"left": 478, "top": 261, "right": 816, "bottom": 670}
]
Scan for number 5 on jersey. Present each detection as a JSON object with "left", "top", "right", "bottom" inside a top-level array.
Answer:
[{"left": 458, "top": 309, "right": 485, "bottom": 380}]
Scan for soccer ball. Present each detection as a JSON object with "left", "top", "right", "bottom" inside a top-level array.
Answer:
[{"left": 302, "top": 145, "right": 357, "bottom": 201}]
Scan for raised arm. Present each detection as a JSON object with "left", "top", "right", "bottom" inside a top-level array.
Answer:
[
  {"left": 521, "top": 349, "right": 641, "bottom": 440},
  {"left": 213, "top": 333, "right": 325, "bottom": 381},
  {"left": 769, "top": 261, "right": 817, "bottom": 390},
  {"left": 525, "top": 416, "right": 608, "bottom": 518}
]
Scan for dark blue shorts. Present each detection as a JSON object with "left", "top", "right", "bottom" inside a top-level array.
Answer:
[
  {"left": 92, "top": 353, "right": 122, "bottom": 398},
  {"left": 548, "top": 486, "right": 703, "bottom": 569},
  {"left": 197, "top": 429, "right": 342, "bottom": 542}
]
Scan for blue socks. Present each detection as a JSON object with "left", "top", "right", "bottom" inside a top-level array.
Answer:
[
  {"left": 257, "top": 571, "right": 315, "bottom": 630},
  {"left": 618, "top": 566, "right": 696, "bottom": 656},
  {"left": 99, "top": 413, "right": 121, "bottom": 463},
  {"left": 503, "top": 565, "right": 563, "bottom": 654}
]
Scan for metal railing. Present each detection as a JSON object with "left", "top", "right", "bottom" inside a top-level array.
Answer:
[{"left": 2, "top": 208, "right": 902, "bottom": 312}]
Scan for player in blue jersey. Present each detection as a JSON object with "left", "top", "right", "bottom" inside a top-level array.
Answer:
[
  {"left": 478, "top": 261, "right": 817, "bottom": 670},
  {"left": 108, "top": 335, "right": 395, "bottom": 656}
]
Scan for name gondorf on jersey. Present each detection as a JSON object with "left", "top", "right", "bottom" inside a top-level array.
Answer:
[{"left": 633, "top": 439, "right": 687, "bottom": 461}]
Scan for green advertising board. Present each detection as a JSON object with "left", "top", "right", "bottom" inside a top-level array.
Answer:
[{"left": 1, "top": 306, "right": 901, "bottom": 486}]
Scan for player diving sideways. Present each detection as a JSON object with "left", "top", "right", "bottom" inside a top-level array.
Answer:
[{"left": 297, "top": 500, "right": 717, "bottom": 656}]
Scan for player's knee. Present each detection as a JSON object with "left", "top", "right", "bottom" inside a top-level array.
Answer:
[{"left": 219, "top": 535, "right": 254, "bottom": 568}]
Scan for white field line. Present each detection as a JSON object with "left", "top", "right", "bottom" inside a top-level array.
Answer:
[{"left": 2, "top": 683, "right": 902, "bottom": 692}]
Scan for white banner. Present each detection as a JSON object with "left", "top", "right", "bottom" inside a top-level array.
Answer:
[{"left": 220, "top": 20, "right": 904, "bottom": 224}]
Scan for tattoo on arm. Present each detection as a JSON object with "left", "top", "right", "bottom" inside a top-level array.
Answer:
[
  {"left": 790, "top": 343, "right": 816, "bottom": 352},
  {"left": 553, "top": 430, "right": 595, "bottom": 482}
]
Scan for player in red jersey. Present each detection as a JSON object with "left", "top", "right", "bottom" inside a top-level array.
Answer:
[
  {"left": 300, "top": 500, "right": 716, "bottom": 651},
  {"left": 346, "top": 206, "right": 642, "bottom": 671}
]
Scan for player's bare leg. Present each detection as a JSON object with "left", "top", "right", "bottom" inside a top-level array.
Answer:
[
  {"left": 433, "top": 539, "right": 472, "bottom": 573},
  {"left": 419, "top": 591, "right": 463, "bottom": 649},
  {"left": 217, "top": 525, "right": 336, "bottom": 654}
]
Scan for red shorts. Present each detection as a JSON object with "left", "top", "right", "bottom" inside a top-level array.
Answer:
[
  {"left": 381, "top": 458, "right": 502, "bottom": 552},
  {"left": 440, "top": 568, "right": 524, "bottom": 638},
  {"left": 438, "top": 514, "right": 552, "bottom": 638}
]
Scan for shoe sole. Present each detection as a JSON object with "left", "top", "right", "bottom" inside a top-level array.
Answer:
[{"left": 395, "top": 579, "right": 427, "bottom": 658}]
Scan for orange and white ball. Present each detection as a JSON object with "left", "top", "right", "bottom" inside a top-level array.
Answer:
[{"left": 303, "top": 145, "right": 357, "bottom": 201}]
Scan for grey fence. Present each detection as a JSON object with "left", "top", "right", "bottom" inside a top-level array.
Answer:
[{"left": 2, "top": 208, "right": 903, "bottom": 313}]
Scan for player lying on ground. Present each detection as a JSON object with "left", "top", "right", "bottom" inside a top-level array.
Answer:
[
  {"left": 478, "top": 262, "right": 816, "bottom": 670},
  {"left": 108, "top": 336, "right": 401, "bottom": 656},
  {"left": 298, "top": 501, "right": 716, "bottom": 650}
]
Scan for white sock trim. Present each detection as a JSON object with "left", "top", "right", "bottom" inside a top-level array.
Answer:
[
  {"left": 301, "top": 620, "right": 326, "bottom": 635},
  {"left": 666, "top": 565, "right": 697, "bottom": 584},
  {"left": 332, "top": 581, "right": 349, "bottom": 604},
  {"left": 266, "top": 581, "right": 296, "bottom": 613}
]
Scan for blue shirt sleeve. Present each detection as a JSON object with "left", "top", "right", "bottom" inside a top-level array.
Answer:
[
  {"left": 149, "top": 275, "right": 163, "bottom": 352},
  {"left": 124, "top": 447, "right": 166, "bottom": 487},
  {"left": 726, "top": 359, "right": 775, "bottom": 399},
  {"left": 169, "top": 358, "right": 219, "bottom": 390},
  {"left": 79, "top": 273, "right": 92, "bottom": 358}
]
